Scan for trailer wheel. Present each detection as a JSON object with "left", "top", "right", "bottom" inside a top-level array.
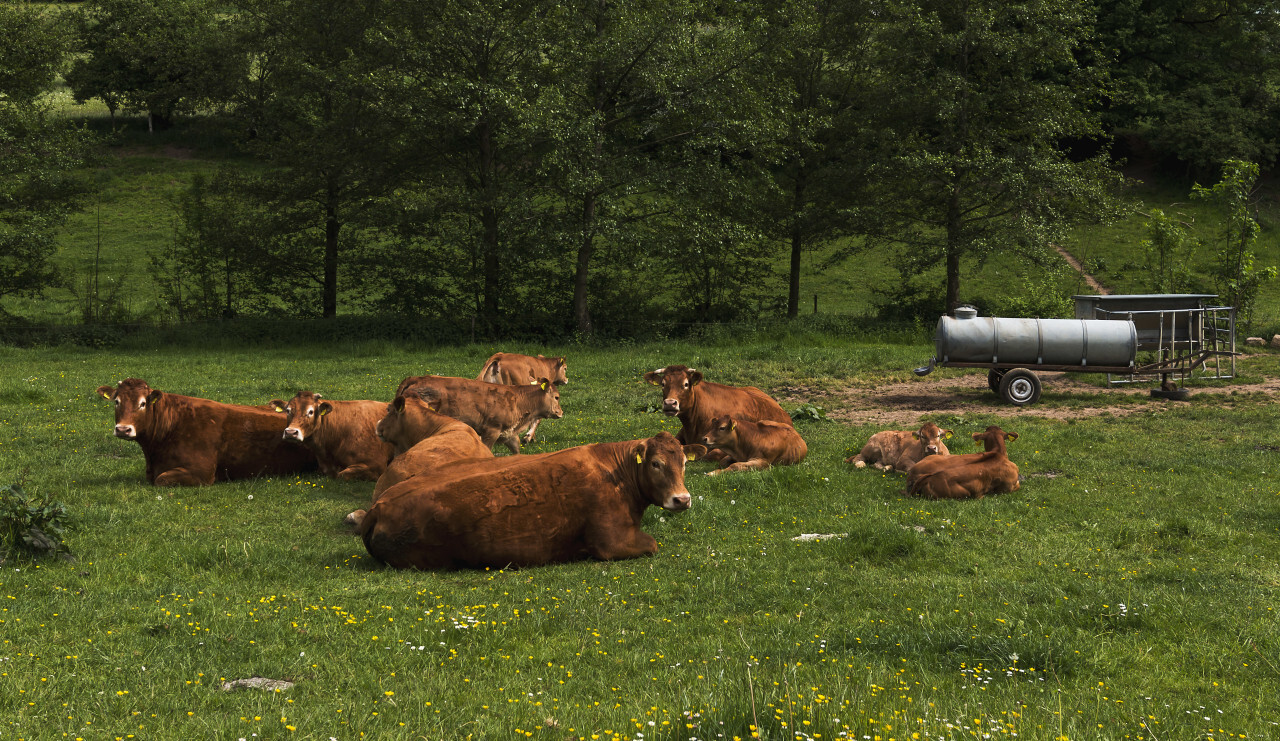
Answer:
[
  {"left": 987, "top": 368, "right": 1006, "bottom": 392},
  {"left": 999, "top": 369, "right": 1042, "bottom": 405}
]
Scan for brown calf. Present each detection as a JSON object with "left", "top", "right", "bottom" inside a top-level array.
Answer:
[
  {"left": 700, "top": 415, "right": 807, "bottom": 475},
  {"left": 97, "top": 378, "right": 315, "bottom": 486},
  {"left": 476, "top": 352, "right": 568, "bottom": 442},
  {"left": 395, "top": 375, "right": 563, "bottom": 455},
  {"left": 846, "top": 421, "right": 952, "bottom": 472},
  {"left": 906, "top": 426, "right": 1020, "bottom": 500},
  {"left": 269, "top": 391, "right": 394, "bottom": 481}
]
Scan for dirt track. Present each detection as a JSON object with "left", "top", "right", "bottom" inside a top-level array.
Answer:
[{"left": 777, "top": 369, "right": 1280, "bottom": 427}]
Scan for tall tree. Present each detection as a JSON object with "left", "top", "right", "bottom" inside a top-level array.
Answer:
[
  {"left": 172, "top": 0, "right": 421, "bottom": 318},
  {"left": 847, "top": 0, "right": 1123, "bottom": 312},
  {"left": 1097, "top": 0, "right": 1280, "bottom": 172},
  {"left": 386, "top": 0, "right": 555, "bottom": 328},
  {"left": 749, "top": 0, "right": 879, "bottom": 318},
  {"left": 534, "top": 0, "right": 771, "bottom": 333},
  {"left": 0, "top": 4, "right": 93, "bottom": 313},
  {"left": 65, "top": 0, "right": 243, "bottom": 129}
]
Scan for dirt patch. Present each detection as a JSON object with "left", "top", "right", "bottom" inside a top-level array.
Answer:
[
  {"left": 1055, "top": 244, "right": 1109, "bottom": 295},
  {"left": 778, "top": 371, "right": 1280, "bottom": 427}
]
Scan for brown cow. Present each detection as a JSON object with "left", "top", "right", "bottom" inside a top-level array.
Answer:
[
  {"left": 906, "top": 426, "right": 1020, "bottom": 500},
  {"left": 700, "top": 415, "right": 807, "bottom": 475},
  {"left": 395, "top": 375, "right": 563, "bottom": 455},
  {"left": 269, "top": 391, "right": 394, "bottom": 481},
  {"left": 358, "top": 432, "right": 696, "bottom": 569},
  {"left": 96, "top": 378, "right": 316, "bottom": 486},
  {"left": 642, "top": 365, "right": 792, "bottom": 462},
  {"left": 846, "top": 421, "right": 952, "bottom": 472},
  {"left": 343, "top": 395, "right": 495, "bottom": 528},
  {"left": 373, "top": 395, "right": 494, "bottom": 491},
  {"left": 476, "top": 352, "right": 568, "bottom": 443}
]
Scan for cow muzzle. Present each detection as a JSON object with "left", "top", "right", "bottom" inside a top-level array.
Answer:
[
  {"left": 283, "top": 427, "right": 304, "bottom": 441},
  {"left": 114, "top": 424, "right": 136, "bottom": 440},
  {"left": 663, "top": 492, "right": 692, "bottom": 511},
  {"left": 924, "top": 445, "right": 939, "bottom": 455},
  {"left": 662, "top": 400, "right": 680, "bottom": 416}
]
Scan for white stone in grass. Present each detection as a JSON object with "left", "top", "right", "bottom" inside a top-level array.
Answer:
[
  {"left": 791, "top": 533, "right": 847, "bottom": 542},
  {"left": 221, "top": 676, "right": 294, "bottom": 692}
]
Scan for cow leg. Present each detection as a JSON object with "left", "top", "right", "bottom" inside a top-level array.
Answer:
[
  {"left": 344, "top": 509, "right": 367, "bottom": 528},
  {"left": 522, "top": 418, "right": 541, "bottom": 444},
  {"left": 337, "top": 464, "right": 380, "bottom": 482},
  {"left": 707, "top": 458, "right": 771, "bottom": 476},
  {"left": 153, "top": 466, "right": 213, "bottom": 487},
  {"left": 587, "top": 528, "right": 658, "bottom": 561},
  {"left": 498, "top": 431, "right": 522, "bottom": 455}
]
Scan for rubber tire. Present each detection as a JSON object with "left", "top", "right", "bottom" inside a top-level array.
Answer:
[
  {"left": 999, "top": 368, "right": 1042, "bottom": 406},
  {"left": 1150, "top": 388, "right": 1190, "bottom": 401},
  {"left": 987, "top": 368, "right": 1006, "bottom": 392}
]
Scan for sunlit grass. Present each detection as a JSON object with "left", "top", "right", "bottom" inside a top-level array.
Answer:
[{"left": 0, "top": 337, "right": 1277, "bottom": 740}]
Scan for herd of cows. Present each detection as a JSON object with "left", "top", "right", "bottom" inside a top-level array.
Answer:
[{"left": 96, "top": 352, "right": 1020, "bottom": 570}]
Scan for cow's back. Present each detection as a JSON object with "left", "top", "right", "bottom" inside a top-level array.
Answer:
[{"left": 683, "top": 382, "right": 790, "bottom": 436}]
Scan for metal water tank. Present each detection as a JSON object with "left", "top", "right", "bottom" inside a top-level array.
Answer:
[{"left": 935, "top": 309, "right": 1137, "bottom": 368}]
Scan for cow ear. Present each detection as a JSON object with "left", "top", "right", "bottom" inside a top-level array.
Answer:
[
  {"left": 911, "top": 431, "right": 921, "bottom": 440},
  {"left": 688, "top": 370, "right": 704, "bottom": 385},
  {"left": 944, "top": 430, "right": 953, "bottom": 439},
  {"left": 96, "top": 385, "right": 114, "bottom": 399},
  {"left": 729, "top": 419, "right": 736, "bottom": 431},
  {"left": 635, "top": 452, "right": 644, "bottom": 464},
  {"left": 318, "top": 402, "right": 332, "bottom": 417},
  {"left": 643, "top": 370, "right": 664, "bottom": 386},
  {"left": 538, "top": 378, "right": 551, "bottom": 391},
  {"left": 147, "top": 390, "right": 163, "bottom": 405},
  {"left": 391, "top": 396, "right": 406, "bottom": 412},
  {"left": 1005, "top": 432, "right": 1018, "bottom": 442},
  {"left": 269, "top": 400, "right": 286, "bottom": 413},
  {"left": 683, "top": 444, "right": 708, "bottom": 461}
]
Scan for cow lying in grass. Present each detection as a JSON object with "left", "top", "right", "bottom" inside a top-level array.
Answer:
[
  {"left": 905, "top": 425, "right": 1019, "bottom": 500},
  {"left": 846, "top": 421, "right": 951, "bottom": 472},
  {"left": 699, "top": 415, "right": 807, "bottom": 475}
]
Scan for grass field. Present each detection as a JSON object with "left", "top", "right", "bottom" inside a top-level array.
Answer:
[{"left": 1, "top": 333, "right": 1277, "bottom": 740}]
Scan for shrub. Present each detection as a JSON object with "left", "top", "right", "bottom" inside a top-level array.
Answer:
[{"left": 0, "top": 482, "right": 72, "bottom": 563}]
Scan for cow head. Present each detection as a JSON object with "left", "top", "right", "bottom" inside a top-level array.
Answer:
[
  {"left": 633, "top": 431, "right": 693, "bottom": 511},
  {"left": 642, "top": 365, "right": 703, "bottom": 417},
  {"left": 972, "top": 426, "right": 1017, "bottom": 452},
  {"left": 535, "top": 378, "right": 564, "bottom": 419},
  {"left": 912, "top": 421, "right": 953, "bottom": 457},
  {"left": 376, "top": 395, "right": 449, "bottom": 451},
  {"left": 700, "top": 415, "right": 739, "bottom": 450},
  {"left": 541, "top": 355, "right": 569, "bottom": 386},
  {"left": 272, "top": 391, "right": 329, "bottom": 443},
  {"left": 97, "top": 378, "right": 162, "bottom": 441}
]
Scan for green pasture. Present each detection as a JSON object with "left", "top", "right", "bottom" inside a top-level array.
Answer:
[{"left": 1, "top": 334, "right": 1277, "bottom": 741}]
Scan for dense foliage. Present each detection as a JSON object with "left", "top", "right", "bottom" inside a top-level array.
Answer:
[{"left": 9, "top": 0, "right": 1280, "bottom": 331}]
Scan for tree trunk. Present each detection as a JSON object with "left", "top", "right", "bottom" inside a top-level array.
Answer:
[
  {"left": 787, "top": 163, "right": 808, "bottom": 318},
  {"left": 477, "top": 118, "right": 501, "bottom": 326},
  {"left": 324, "top": 198, "right": 339, "bottom": 318},
  {"left": 945, "top": 182, "right": 963, "bottom": 312},
  {"left": 573, "top": 193, "right": 597, "bottom": 335}
]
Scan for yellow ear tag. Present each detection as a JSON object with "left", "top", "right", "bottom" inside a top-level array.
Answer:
[
  {"left": 274, "top": 405, "right": 284, "bottom": 412},
  {"left": 635, "top": 453, "right": 643, "bottom": 464},
  {"left": 944, "top": 432, "right": 952, "bottom": 439},
  {"left": 101, "top": 391, "right": 111, "bottom": 399},
  {"left": 685, "top": 452, "right": 696, "bottom": 462}
]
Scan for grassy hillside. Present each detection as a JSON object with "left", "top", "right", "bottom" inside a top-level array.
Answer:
[{"left": 13, "top": 109, "right": 1280, "bottom": 330}]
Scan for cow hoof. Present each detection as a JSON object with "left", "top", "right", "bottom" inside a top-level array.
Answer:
[{"left": 851, "top": 459, "right": 866, "bottom": 468}]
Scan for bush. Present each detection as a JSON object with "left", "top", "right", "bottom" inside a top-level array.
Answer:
[{"left": 0, "top": 482, "right": 72, "bottom": 563}]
